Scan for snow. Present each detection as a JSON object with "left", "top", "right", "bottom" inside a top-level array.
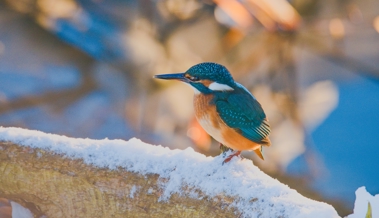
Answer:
[
  {"left": 11, "top": 201, "right": 33, "bottom": 218},
  {"left": 147, "top": 188, "right": 154, "bottom": 194},
  {"left": 0, "top": 127, "right": 340, "bottom": 218},
  {"left": 129, "top": 185, "right": 138, "bottom": 198},
  {"left": 347, "top": 187, "right": 379, "bottom": 218}
]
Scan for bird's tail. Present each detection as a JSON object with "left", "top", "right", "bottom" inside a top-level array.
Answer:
[{"left": 254, "top": 146, "right": 264, "bottom": 160}]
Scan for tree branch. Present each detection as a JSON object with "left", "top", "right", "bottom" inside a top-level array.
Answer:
[{"left": 0, "top": 127, "right": 340, "bottom": 218}]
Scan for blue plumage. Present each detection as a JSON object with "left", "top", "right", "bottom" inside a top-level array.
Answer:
[
  {"left": 154, "top": 62, "right": 271, "bottom": 162},
  {"left": 214, "top": 87, "right": 270, "bottom": 144},
  {"left": 186, "top": 63, "right": 234, "bottom": 86}
]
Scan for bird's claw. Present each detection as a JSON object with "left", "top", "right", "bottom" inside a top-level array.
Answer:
[
  {"left": 222, "top": 157, "right": 233, "bottom": 165},
  {"left": 220, "top": 143, "right": 233, "bottom": 157},
  {"left": 222, "top": 151, "right": 242, "bottom": 165}
]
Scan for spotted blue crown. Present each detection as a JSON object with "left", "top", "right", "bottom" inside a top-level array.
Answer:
[{"left": 186, "top": 63, "right": 235, "bottom": 86}]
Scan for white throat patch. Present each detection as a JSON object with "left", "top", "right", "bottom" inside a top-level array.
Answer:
[
  {"left": 192, "top": 86, "right": 200, "bottom": 94},
  {"left": 208, "top": 82, "right": 234, "bottom": 91},
  {"left": 184, "top": 83, "right": 200, "bottom": 94}
]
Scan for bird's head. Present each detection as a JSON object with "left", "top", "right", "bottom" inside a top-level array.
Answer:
[{"left": 154, "top": 62, "right": 235, "bottom": 94}]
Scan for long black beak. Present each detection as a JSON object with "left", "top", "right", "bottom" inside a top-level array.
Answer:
[{"left": 154, "top": 73, "right": 188, "bottom": 82}]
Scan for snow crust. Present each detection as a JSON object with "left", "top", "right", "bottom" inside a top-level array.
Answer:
[
  {"left": 347, "top": 187, "right": 379, "bottom": 218},
  {"left": 11, "top": 201, "right": 33, "bottom": 218},
  {"left": 0, "top": 127, "right": 340, "bottom": 218}
]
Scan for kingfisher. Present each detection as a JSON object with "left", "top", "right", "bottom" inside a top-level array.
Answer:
[{"left": 154, "top": 62, "right": 271, "bottom": 163}]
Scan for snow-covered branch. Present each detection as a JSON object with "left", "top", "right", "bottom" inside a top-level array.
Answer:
[{"left": 0, "top": 127, "right": 340, "bottom": 218}]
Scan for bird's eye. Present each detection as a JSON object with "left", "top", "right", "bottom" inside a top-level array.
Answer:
[
  {"left": 186, "top": 75, "right": 200, "bottom": 82},
  {"left": 190, "top": 76, "right": 199, "bottom": 81}
]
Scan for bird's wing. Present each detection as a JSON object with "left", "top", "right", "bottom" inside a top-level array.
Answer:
[{"left": 215, "top": 91, "right": 270, "bottom": 144}]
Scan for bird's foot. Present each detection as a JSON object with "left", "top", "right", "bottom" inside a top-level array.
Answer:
[
  {"left": 219, "top": 143, "right": 233, "bottom": 157},
  {"left": 222, "top": 151, "right": 242, "bottom": 165}
]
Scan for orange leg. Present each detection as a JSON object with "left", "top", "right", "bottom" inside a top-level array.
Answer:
[{"left": 222, "top": 150, "right": 242, "bottom": 164}]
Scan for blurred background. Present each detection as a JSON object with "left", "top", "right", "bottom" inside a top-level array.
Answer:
[{"left": 0, "top": 0, "right": 379, "bottom": 216}]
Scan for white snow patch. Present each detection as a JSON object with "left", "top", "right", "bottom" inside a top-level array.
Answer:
[
  {"left": 347, "top": 187, "right": 379, "bottom": 218},
  {"left": 129, "top": 185, "right": 138, "bottom": 198},
  {"left": 11, "top": 201, "right": 33, "bottom": 218},
  {"left": 147, "top": 188, "right": 154, "bottom": 194},
  {"left": 0, "top": 127, "right": 340, "bottom": 218}
]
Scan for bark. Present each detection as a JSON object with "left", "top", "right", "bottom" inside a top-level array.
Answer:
[{"left": 0, "top": 142, "right": 238, "bottom": 218}]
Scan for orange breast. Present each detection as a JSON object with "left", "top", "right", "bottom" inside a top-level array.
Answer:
[{"left": 193, "top": 94, "right": 261, "bottom": 151}]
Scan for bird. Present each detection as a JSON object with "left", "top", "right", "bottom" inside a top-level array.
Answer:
[{"left": 154, "top": 62, "right": 271, "bottom": 163}]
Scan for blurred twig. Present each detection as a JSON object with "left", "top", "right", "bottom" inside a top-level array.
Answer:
[
  {"left": 299, "top": 31, "right": 379, "bottom": 82},
  {"left": 0, "top": 79, "right": 96, "bottom": 114}
]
